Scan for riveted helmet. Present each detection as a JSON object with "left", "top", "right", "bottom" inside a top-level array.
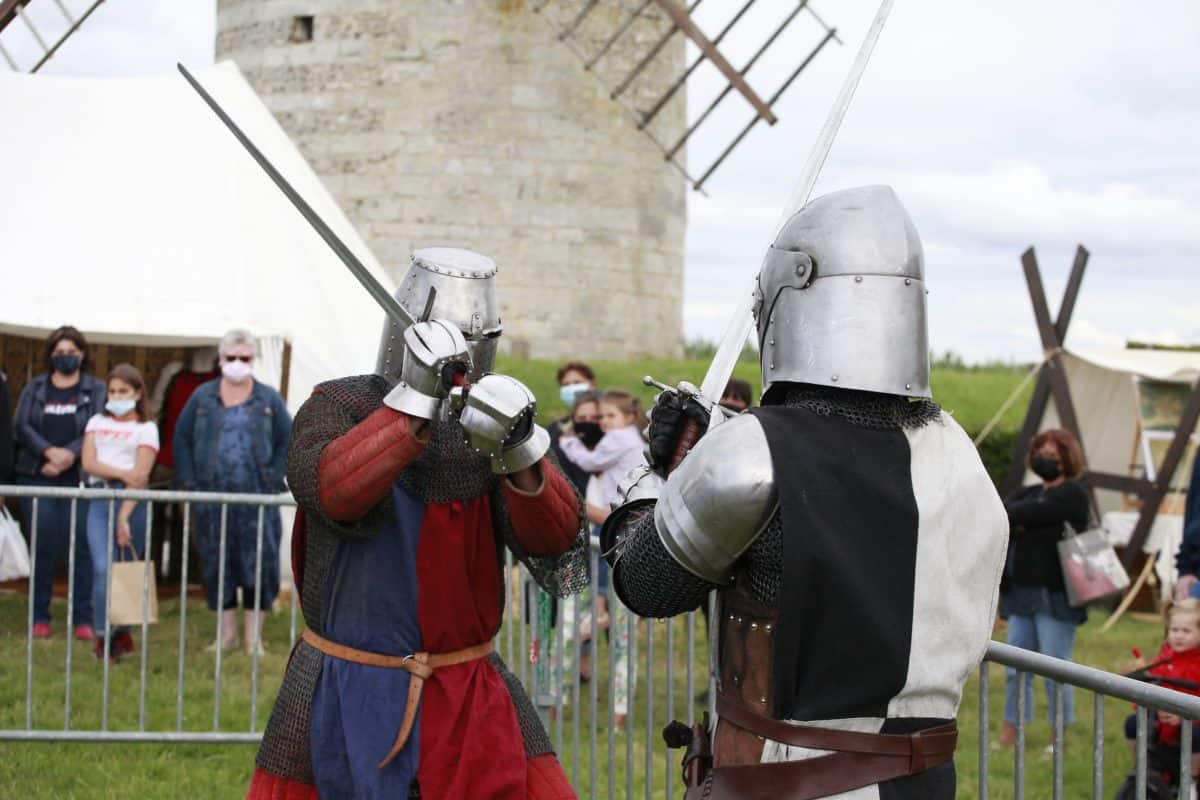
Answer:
[
  {"left": 376, "top": 247, "right": 502, "bottom": 383},
  {"left": 753, "top": 185, "right": 930, "bottom": 399}
]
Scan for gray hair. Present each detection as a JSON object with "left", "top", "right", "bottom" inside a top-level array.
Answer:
[{"left": 218, "top": 328, "right": 256, "bottom": 357}]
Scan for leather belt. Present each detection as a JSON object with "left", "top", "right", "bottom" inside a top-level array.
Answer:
[
  {"left": 302, "top": 629, "right": 495, "bottom": 769},
  {"left": 702, "top": 696, "right": 958, "bottom": 799}
]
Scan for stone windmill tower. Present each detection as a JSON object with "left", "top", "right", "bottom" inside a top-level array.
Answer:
[{"left": 215, "top": 1, "right": 837, "bottom": 360}]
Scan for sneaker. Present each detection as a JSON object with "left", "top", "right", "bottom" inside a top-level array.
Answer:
[
  {"left": 206, "top": 638, "right": 239, "bottom": 654},
  {"left": 74, "top": 625, "right": 95, "bottom": 641},
  {"left": 113, "top": 630, "right": 135, "bottom": 657},
  {"left": 32, "top": 622, "right": 51, "bottom": 639}
]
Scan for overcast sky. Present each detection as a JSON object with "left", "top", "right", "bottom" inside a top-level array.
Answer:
[{"left": 5, "top": 0, "right": 1197, "bottom": 363}]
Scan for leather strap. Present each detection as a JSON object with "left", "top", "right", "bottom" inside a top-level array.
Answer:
[
  {"left": 716, "top": 695, "right": 956, "bottom": 769},
  {"left": 301, "top": 629, "right": 495, "bottom": 769}
]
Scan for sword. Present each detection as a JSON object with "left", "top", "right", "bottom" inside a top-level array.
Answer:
[
  {"left": 176, "top": 64, "right": 414, "bottom": 331},
  {"left": 689, "top": 0, "right": 899, "bottom": 427}
]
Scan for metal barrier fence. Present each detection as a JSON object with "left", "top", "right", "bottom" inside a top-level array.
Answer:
[{"left": 2, "top": 483, "right": 1199, "bottom": 799}]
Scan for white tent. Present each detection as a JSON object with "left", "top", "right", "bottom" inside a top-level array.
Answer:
[
  {"left": 0, "top": 60, "right": 396, "bottom": 410},
  {"left": 1037, "top": 346, "right": 1200, "bottom": 514}
]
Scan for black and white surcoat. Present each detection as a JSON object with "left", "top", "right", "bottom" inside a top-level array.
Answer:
[{"left": 610, "top": 385, "right": 1008, "bottom": 799}]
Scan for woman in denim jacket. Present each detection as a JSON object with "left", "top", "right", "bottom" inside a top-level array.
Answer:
[
  {"left": 13, "top": 326, "right": 106, "bottom": 639},
  {"left": 173, "top": 329, "right": 292, "bottom": 655}
]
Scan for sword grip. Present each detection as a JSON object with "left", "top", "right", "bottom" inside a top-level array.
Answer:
[{"left": 669, "top": 418, "right": 703, "bottom": 473}]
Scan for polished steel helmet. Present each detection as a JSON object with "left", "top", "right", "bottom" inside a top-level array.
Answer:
[
  {"left": 753, "top": 185, "right": 930, "bottom": 399},
  {"left": 376, "top": 247, "right": 502, "bottom": 383}
]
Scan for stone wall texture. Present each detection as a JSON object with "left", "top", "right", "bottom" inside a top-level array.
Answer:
[{"left": 216, "top": 0, "right": 687, "bottom": 360}]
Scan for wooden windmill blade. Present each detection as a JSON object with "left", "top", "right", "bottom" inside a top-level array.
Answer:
[
  {"left": 534, "top": 0, "right": 840, "bottom": 193},
  {"left": 0, "top": 0, "right": 107, "bottom": 73}
]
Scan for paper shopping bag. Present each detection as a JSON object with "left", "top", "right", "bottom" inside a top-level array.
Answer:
[{"left": 109, "top": 549, "right": 159, "bottom": 626}]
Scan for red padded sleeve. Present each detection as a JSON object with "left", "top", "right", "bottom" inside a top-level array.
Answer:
[
  {"left": 317, "top": 407, "right": 428, "bottom": 522},
  {"left": 503, "top": 459, "right": 581, "bottom": 557}
]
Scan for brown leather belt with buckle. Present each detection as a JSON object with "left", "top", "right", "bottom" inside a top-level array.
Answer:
[
  {"left": 688, "top": 696, "right": 958, "bottom": 799},
  {"left": 301, "top": 629, "right": 495, "bottom": 769}
]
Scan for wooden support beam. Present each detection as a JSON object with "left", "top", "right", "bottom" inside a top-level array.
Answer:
[
  {"left": 651, "top": 0, "right": 777, "bottom": 124},
  {"left": 0, "top": 0, "right": 33, "bottom": 34},
  {"left": 1003, "top": 246, "right": 1089, "bottom": 496},
  {"left": 1080, "top": 471, "right": 1153, "bottom": 497},
  {"left": 1122, "top": 380, "right": 1200, "bottom": 570}
]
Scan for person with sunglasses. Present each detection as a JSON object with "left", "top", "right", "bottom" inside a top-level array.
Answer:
[{"left": 173, "top": 328, "right": 292, "bottom": 656}]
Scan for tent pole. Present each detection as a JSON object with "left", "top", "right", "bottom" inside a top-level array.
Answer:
[
  {"left": 1121, "top": 380, "right": 1200, "bottom": 571},
  {"left": 279, "top": 341, "right": 292, "bottom": 405}
]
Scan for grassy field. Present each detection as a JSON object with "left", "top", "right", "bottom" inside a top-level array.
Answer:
[
  {"left": 495, "top": 356, "right": 1033, "bottom": 435},
  {"left": 0, "top": 586, "right": 1171, "bottom": 799}
]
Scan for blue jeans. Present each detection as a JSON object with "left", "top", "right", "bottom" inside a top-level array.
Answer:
[
  {"left": 17, "top": 477, "right": 92, "bottom": 627},
  {"left": 86, "top": 496, "right": 148, "bottom": 637},
  {"left": 1004, "top": 611, "right": 1078, "bottom": 726}
]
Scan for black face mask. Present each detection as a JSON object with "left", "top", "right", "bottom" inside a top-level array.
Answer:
[
  {"left": 51, "top": 354, "right": 81, "bottom": 375},
  {"left": 574, "top": 421, "right": 603, "bottom": 449},
  {"left": 1031, "top": 455, "right": 1062, "bottom": 481}
]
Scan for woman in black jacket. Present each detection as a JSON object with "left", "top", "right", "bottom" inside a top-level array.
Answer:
[
  {"left": 13, "top": 326, "right": 106, "bottom": 640},
  {"left": 996, "top": 428, "right": 1089, "bottom": 748}
]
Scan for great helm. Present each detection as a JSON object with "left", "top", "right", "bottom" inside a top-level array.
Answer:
[
  {"left": 753, "top": 185, "right": 930, "bottom": 399},
  {"left": 376, "top": 247, "right": 502, "bottom": 383}
]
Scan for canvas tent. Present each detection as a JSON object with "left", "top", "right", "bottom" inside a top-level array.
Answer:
[
  {"left": 0, "top": 61, "right": 396, "bottom": 410},
  {"left": 1033, "top": 346, "right": 1200, "bottom": 515}
]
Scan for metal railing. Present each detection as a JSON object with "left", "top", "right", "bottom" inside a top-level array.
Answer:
[{"left": 2, "top": 482, "right": 1198, "bottom": 799}]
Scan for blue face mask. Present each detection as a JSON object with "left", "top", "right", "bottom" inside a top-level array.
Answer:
[
  {"left": 106, "top": 398, "right": 137, "bottom": 417},
  {"left": 559, "top": 382, "right": 590, "bottom": 406}
]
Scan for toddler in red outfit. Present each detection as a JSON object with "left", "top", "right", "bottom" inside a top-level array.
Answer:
[{"left": 1123, "top": 599, "right": 1200, "bottom": 788}]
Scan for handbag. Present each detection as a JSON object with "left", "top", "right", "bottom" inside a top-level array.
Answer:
[
  {"left": 109, "top": 546, "right": 159, "bottom": 626},
  {"left": 0, "top": 507, "right": 31, "bottom": 582},
  {"left": 1057, "top": 521, "right": 1130, "bottom": 607}
]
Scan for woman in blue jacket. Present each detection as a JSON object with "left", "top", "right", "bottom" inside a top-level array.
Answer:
[
  {"left": 173, "top": 329, "right": 292, "bottom": 655},
  {"left": 13, "top": 326, "right": 106, "bottom": 639}
]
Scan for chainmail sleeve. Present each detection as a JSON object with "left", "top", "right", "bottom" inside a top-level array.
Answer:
[
  {"left": 287, "top": 390, "right": 395, "bottom": 541},
  {"left": 492, "top": 451, "right": 590, "bottom": 598},
  {"left": 613, "top": 506, "right": 717, "bottom": 618}
]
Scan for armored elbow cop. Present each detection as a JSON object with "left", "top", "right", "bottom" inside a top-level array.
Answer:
[{"left": 606, "top": 415, "right": 777, "bottom": 584}]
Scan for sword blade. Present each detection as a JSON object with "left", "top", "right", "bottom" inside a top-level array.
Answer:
[
  {"left": 696, "top": 0, "right": 898, "bottom": 419},
  {"left": 772, "top": 0, "right": 896, "bottom": 237},
  {"left": 176, "top": 64, "right": 413, "bottom": 331}
]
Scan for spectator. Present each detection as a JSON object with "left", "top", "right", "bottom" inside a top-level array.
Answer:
[
  {"left": 1174, "top": 456, "right": 1200, "bottom": 600},
  {"left": 174, "top": 329, "right": 292, "bottom": 656},
  {"left": 548, "top": 361, "right": 597, "bottom": 494},
  {"left": 996, "top": 428, "right": 1089, "bottom": 749},
  {"left": 720, "top": 378, "right": 754, "bottom": 412},
  {"left": 81, "top": 364, "right": 158, "bottom": 661},
  {"left": 559, "top": 388, "right": 646, "bottom": 728},
  {"left": 13, "top": 326, "right": 104, "bottom": 640}
]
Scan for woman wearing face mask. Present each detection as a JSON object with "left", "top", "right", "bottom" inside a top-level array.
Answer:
[
  {"left": 81, "top": 364, "right": 158, "bottom": 661},
  {"left": 13, "top": 325, "right": 106, "bottom": 640},
  {"left": 547, "top": 361, "right": 597, "bottom": 496},
  {"left": 995, "top": 428, "right": 1089, "bottom": 750},
  {"left": 173, "top": 329, "right": 292, "bottom": 656}
]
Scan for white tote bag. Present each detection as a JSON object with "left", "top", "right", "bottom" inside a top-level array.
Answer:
[{"left": 0, "top": 507, "right": 32, "bottom": 582}]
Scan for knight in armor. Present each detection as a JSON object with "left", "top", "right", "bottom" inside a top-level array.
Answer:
[
  {"left": 602, "top": 186, "right": 1008, "bottom": 799},
  {"left": 248, "top": 247, "right": 588, "bottom": 800}
]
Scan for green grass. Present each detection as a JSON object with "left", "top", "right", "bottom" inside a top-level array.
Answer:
[
  {"left": 495, "top": 355, "right": 1032, "bottom": 436},
  {"left": 0, "top": 586, "right": 1174, "bottom": 799}
]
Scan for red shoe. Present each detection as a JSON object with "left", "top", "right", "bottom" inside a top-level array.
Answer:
[
  {"left": 113, "top": 630, "right": 135, "bottom": 657},
  {"left": 32, "top": 622, "right": 51, "bottom": 639},
  {"left": 74, "top": 625, "right": 95, "bottom": 641},
  {"left": 93, "top": 637, "right": 117, "bottom": 664}
]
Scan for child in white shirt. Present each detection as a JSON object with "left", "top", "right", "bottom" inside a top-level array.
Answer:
[{"left": 81, "top": 363, "right": 159, "bottom": 661}]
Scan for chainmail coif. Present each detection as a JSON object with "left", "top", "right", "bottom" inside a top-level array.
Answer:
[{"left": 615, "top": 383, "right": 942, "bottom": 614}]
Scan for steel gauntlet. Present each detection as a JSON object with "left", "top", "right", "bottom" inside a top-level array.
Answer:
[
  {"left": 455, "top": 373, "right": 550, "bottom": 474},
  {"left": 383, "top": 320, "right": 471, "bottom": 420}
]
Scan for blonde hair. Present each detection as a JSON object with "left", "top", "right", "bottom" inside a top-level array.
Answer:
[
  {"left": 600, "top": 389, "right": 645, "bottom": 430},
  {"left": 1166, "top": 597, "right": 1200, "bottom": 632}
]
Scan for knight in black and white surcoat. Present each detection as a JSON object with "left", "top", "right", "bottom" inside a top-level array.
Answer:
[{"left": 602, "top": 186, "right": 1008, "bottom": 799}]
